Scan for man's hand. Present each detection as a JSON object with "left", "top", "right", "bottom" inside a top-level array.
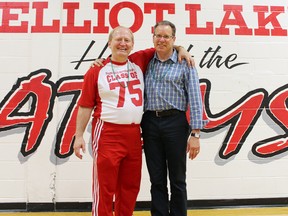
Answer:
[
  {"left": 73, "top": 136, "right": 86, "bottom": 159},
  {"left": 186, "top": 136, "right": 200, "bottom": 160},
  {"left": 91, "top": 58, "right": 105, "bottom": 67},
  {"left": 74, "top": 106, "right": 92, "bottom": 159},
  {"left": 177, "top": 46, "right": 195, "bottom": 67}
]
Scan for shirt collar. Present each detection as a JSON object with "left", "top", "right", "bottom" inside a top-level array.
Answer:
[{"left": 153, "top": 49, "right": 177, "bottom": 63}]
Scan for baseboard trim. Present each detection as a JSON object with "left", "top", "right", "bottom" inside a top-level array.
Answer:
[{"left": 1, "top": 197, "right": 288, "bottom": 212}]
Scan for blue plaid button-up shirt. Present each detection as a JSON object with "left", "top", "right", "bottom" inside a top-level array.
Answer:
[{"left": 144, "top": 49, "right": 208, "bottom": 129}]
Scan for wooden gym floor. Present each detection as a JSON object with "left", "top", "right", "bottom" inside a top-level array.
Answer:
[{"left": 0, "top": 207, "right": 288, "bottom": 216}]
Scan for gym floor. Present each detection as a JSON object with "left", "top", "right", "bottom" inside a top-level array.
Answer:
[{"left": 1, "top": 207, "right": 288, "bottom": 216}]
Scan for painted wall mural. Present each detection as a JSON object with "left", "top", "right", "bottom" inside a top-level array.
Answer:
[{"left": 1, "top": 42, "right": 287, "bottom": 159}]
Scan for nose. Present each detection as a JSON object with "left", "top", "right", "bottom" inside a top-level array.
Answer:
[{"left": 119, "top": 39, "right": 125, "bottom": 44}]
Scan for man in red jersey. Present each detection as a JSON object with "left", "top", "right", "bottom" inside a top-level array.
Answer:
[{"left": 74, "top": 26, "right": 154, "bottom": 216}]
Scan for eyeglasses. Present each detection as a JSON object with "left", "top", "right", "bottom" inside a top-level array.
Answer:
[{"left": 153, "top": 34, "right": 174, "bottom": 40}]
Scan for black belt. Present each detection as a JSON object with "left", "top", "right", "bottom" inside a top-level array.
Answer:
[{"left": 147, "top": 109, "right": 182, "bottom": 117}]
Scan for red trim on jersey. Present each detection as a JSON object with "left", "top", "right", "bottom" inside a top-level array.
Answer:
[{"left": 129, "top": 47, "right": 155, "bottom": 73}]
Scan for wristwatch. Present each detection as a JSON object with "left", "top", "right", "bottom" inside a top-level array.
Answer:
[{"left": 190, "top": 132, "right": 200, "bottom": 138}]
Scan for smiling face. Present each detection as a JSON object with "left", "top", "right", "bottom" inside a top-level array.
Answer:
[
  {"left": 108, "top": 26, "right": 134, "bottom": 62},
  {"left": 153, "top": 24, "right": 176, "bottom": 60}
]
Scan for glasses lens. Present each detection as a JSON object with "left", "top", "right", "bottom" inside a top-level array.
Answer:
[{"left": 154, "top": 34, "right": 172, "bottom": 39}]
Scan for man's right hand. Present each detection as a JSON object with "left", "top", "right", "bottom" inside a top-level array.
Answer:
[
  {"left": 91, "top": 58, "right": 105, "bottom": 67},
  {"left": 73, "top": 136, "right": 86, "bottom": 159}
]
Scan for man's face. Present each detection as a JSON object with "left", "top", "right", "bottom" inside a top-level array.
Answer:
[
  {"left": 153, "top": 25, "right": 175, "bottom": 55},
  {"left": 109, "top": 28, "right": 134, "bottom": 61}
]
